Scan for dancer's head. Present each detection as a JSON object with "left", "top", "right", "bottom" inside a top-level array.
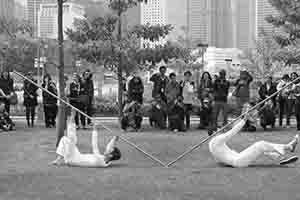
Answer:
[{"left": 105, "top": 147, "right": 122, "bottom": 162}]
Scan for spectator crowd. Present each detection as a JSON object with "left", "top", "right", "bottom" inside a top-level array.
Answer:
[{"left": 0, "top": 67, "right": 299, "bottom": 135}]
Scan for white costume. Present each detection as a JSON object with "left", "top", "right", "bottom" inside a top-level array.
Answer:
[
  {"left": 209, "top": 119, "right": 294, "bottom": 167},
  {"left": 56, "top": 120, "right": 116, "bottom": 167}
]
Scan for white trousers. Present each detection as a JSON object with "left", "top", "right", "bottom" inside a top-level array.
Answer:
[{"left": 211, "top": 120, "right": 287, "bottom": 167}]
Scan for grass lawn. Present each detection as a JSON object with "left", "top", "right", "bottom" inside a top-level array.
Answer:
[{"left": 1, "top": 121, "right": 300, "bottom": 200}]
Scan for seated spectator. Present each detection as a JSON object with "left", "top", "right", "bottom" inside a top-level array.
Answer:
[
  {"left": 0, "top": 101, "right": 14, "bottom": 131},
  {"left": 198, "top": 96, "right": 213, "bottom": 131},
  {"left": 168, "top": 97, "right": 185, "bottom": 132},
  {"left": 259, "top": 99, "right": 276, "bottom": 130},
  {"left": 242, "top": 101, "right": 258, "bottom": 132},
  {"left": 121, "top": 100, "right": 143, "bottom": 132},
  {"left": 149, "top": 95, "right": 167, "bottom": 129}
]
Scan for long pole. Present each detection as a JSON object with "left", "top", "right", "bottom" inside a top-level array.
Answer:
[
  {"left": 13, "top": 70, "right": 167, "bottom": 167},
  {"left": 167, "top": 76, "right": 300, "bottom": 167}
]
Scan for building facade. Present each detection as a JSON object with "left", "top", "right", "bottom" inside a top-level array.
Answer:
[
  {"left": 187, "top": 0, "right": 208, "bottom": 45},
  {"left": 0, "top": 0, "right": 15, "bottom": 20},
  {"left": 27, "top": 0, "right": 55, "bottom": 38},
  {"left": 256, "top": 0, "right": 279, "bottom": 37},
  {"left": 37, "top": 3, "right": 85, "bottom": 39},
  {"left": 141, "top": 0, "right": 166, "bottom": 47}
]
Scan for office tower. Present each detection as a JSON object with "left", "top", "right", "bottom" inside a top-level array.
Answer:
[
  {"left": 15, "top": 1, "right": 28, "bottom": 20},
  {"left": 141, "top": 0, "right": 166, "bottom": 47},
  {"left": 187, "top": 0, "right": 208, "bottom": 45},
  {"left": 256, "top": 0, "right": 279, "bottom": 37},
  {"left": 27, "top": 0, "right": 55, "bottom": 37},
  {"left": 0, "top": 0, "right": 15, "bottom": 20},
  {"left": 38, "top": 3, "right": 85, "bottom": 39}
]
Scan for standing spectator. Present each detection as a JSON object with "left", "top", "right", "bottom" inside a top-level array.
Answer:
[
  {"left": 42, "top": 74, "right": 58, "bottom": 128},
  {"left": 286, "top": 72, "right": 300, "bottom": 128},
  {"left": 0, "top": 71, "right": 14, "bottom": 114},
  {"left": 197, "top": 71, "right": 213, "bottom": 101},
  {"left": 150, "top": 66, "right": 169, "bottom": 126},
  {"left": 81, "top": 70, "right": 94, "bottom": 126},
  {"left": 294, "top": 82, "right": 300, "bottom": 131},
  {"left": 233, "top": 70, "right": 253, "bottom": 114},
  {"left": 210, "top": 69, "right": 230, "bottom": 133},
  {"left": 128, "top": 75, "right": 144, "bottom": 104},
  {"left": 68, "top": 73, "right": 85, "bottom": 129},
  {"left": 23, "top": 72, "right": 38, "bottom": 127},
  {"left": 258, "top": 76, "right": 277, "bottom": 106},
  {"left": 150, "top": 66, "right": 169, "bottom": 103},
  {"left": 166, "top": 73, "right": 184, "bottom": 132},
  {"left": 277, "top": 74, "right": 291, "bottom": 127},
  {"left": 180, "top": 71, "right": 195, "bottom": 130}
]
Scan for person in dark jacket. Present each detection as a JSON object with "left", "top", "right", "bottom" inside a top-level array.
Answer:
[
  {"left": 82, "top": 70, "right": 94, "bottom": 126},
  {"left": 234, "top": 70, "right": 253, "bottom": 114},
  {"left": 198, "top": 71, "right": 213, "bottom": 101},
  {"left": 42, "top": 74, "right": 58, "bottom": 128},
  {"left": 258, "top": 76, "right": 277, "bottom": 106},
  {"left": 128, "top": 75, "right": 144, "bottom": 104},
  {"left": 23, "top": 72, "right": 38, "bottom": 127},
  {"left": 150, "top": 66, "right": 169, "bottom": 103},
  {"left": 0, "top": 71, "right": 14, "bottom": 114},
  {"left": 68, "top": 73, "right": 85, "bottom": 129},
  {"left": 209, "top": 70, "right": 230, "bottom": 134}
]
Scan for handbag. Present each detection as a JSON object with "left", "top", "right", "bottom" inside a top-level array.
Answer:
[{"left": 9, "top": 92, "right": 18, "bottom": 105}]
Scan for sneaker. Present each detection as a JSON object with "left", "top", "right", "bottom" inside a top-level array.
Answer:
[
  {"left": 290, "top": 135, "right": 299, "bottom": 152},
  {"left": 280, "top": 156, "right": 299, "bottom": 165}
]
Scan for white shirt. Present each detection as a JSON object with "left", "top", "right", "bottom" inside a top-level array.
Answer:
[
  {"left": 209, "top": 120, "right": 246, "bottom": 166},
  {"left": 57, "top": 121, "right": 111, "bottom": 167},
  {"left": 182, "top": 81, "right": 195, "bottom": 104}
]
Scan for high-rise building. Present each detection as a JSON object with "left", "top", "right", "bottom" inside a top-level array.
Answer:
[
  {"left": 208, "top": 0, "right": 233, "bottom": 48},
  {"left": 15, "top": 1, "right": 28, "bottom": 20},
  {"left": 37, "top": 3, "right": 85, "bottom": 39},
  {"left": 256, "top": 0, "right": 279, "bottom": 37},
  {"left": 141, "top": 0, "right": 166, "bottom": 47},
  {"left": 27, "top": 0, "right": 55, "bottom": 37},
  {"left": 232, "top": 0, "right": 256, "bottom": 49},
  {"left": 0, "top": 0, "right": 15, "bottom": 20},
  {"left": 187, "top": 0, "right": 208, "bottom": 45}
]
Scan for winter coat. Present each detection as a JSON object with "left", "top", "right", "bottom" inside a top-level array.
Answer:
[{"left": 23, "top": 79, "right": 38, "bottom": 107}]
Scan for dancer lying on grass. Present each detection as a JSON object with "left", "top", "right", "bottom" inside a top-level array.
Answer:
[
  {"left": 209, "top": 103, "right": 299, "bottom": 167},
  {"left": 51, "top": 111, "right": 121, "bottom": 167}
]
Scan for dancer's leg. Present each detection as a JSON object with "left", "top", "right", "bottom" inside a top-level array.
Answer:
[{"left": 233, "top": 136, "right": 298, "bottom": 167}]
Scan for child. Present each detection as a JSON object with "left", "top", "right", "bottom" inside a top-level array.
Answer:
[
  {"left": 259, "top": 99, "right": 276, "bottom": 130},
  {"left": 149, "top": 96, "right": 167, "bottom": 129},
  {"left": 168, "top": 97, "right": 185, "bottom": 132}
]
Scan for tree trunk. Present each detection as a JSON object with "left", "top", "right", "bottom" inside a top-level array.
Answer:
[
  {"left": 56, "top": 0, "right": 66, "bottom": 147},
  {"left": 117, "top": 4, "right": 123, "bottom": 120}
]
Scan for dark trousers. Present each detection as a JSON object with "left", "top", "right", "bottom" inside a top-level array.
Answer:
[
  {"left": 75, "top": 103, "right": 86, "bottom": 127},
  {"left": 86, "top": 101, "right": 93, "bottom": 125},
  {"left": 295, "top": 101, "right": 300, "bottom": 130},
  {"left": 279, "top": 97, "right": 293, "bottom": 126},
  {"left": 212, "top": 101, "right": 228, "bottom": 129},
  {"left": 25, "top": 106, "right": 36, "bottom": 127},
  {"left": 5, "top": 101, "right": 10, "bottom": 114},
  {"left": 184, "top": 104, "right": 193, "bottom": 129},
  {"left": 44, "top": 104, "right": 57, "bottom": 127}
]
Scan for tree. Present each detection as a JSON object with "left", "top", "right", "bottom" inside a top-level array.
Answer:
[
  {"left": 241, "top": 29, "right": 280, "bottom": 79},
  {"left": 56, "top": 0, "right": 66, "bottom": 147},
  {"left": 266, "top": 0, "right": 300, "bottom": 65},
  {"left": 66, "top": 12, "right": 175, "bottom": 117}
]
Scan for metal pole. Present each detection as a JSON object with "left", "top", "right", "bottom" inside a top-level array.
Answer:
[
  {"left": 167, "top": 75, "right": 300, "bottom": 167},
  {"left": 13, "top": 70, "right": 168, "bottom": 167}
]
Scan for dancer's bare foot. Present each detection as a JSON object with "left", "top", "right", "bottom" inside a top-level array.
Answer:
[{"left": 50, "top": 157, "right": 64, "bottom": 166}]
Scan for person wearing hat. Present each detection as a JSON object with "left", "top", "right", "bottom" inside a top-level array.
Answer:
[{"left": 23, "top": 72, "right": 39, "bottom": 127}]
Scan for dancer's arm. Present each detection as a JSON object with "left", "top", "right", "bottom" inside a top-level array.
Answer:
[
  {"left": 67, "top": 111, "right": 77, "bottom": 144},
  {"left": 105, "top": 136, "right": 119, "bottom": 154},
  {"left": 220, "top": 119, "right": 246, "bottom": 141}
]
